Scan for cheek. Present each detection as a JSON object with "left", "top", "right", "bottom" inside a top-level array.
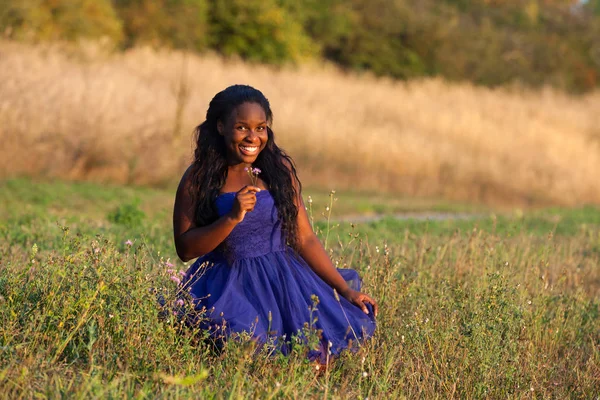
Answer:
[
  {"left": 259, "top": 132, "right": 269, "bottom": 148},
  {"left": 226, "top": 131, "right": 244, "bottom": 145}
]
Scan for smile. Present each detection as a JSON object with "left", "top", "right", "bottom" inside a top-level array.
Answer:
[{"left": 240, "top": 145, "right": 259, "bottom": 155}]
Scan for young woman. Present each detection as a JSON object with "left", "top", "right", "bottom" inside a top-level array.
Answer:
[{"left": 173, "top": 85, "right": 377, "bottom": 363}]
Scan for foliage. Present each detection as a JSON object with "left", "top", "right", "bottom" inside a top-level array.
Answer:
[
  {"left": 113, "top": 0, "right": 209, "bottom": 50},
  {"left": 1, "top": 0, "right": 599, "bottom": 91},
  {"left": 107, "top": 200, "right": 146, "bottom": 228},
  {"left": 0, "top": 0, "right": 123, "bottom": 42},
  {"left": 208, "top": 0, "right": 315, "bottom": 63}
]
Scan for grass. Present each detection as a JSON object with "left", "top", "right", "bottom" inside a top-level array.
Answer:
[
  {"left": 1, "top": 179, "right": 599, "bottom": 398},
  {"left": 1, "top": 40, "right": 600, "bottom": 208}
]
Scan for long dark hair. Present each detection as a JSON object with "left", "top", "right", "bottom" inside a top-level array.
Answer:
[{"left": 189, "top": 85, "right": 301, "bottom": 248}]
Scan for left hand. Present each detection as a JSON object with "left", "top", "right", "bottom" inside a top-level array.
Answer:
[{"left": 342, "top": 289, "right": 378, "bottom": 317}]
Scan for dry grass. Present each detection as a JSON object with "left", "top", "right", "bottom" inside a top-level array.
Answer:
[{"left": 1, "top": 40, "right": 600, "bottom": 206}]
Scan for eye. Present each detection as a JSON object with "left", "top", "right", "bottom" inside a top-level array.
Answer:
[
  {"left": 236, "top": 125, "right": 247, "bottom": 131},
  {"left": 256, "top": 126, "right": 266, "bottom": 132}
]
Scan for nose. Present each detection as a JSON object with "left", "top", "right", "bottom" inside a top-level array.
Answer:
[{"left": 246, "top": 129, "right": 260, "bottom": 141}]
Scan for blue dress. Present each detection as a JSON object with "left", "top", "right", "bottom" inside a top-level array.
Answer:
[{"left": 182, "top": 190, "right": 376, "bottom": 362}]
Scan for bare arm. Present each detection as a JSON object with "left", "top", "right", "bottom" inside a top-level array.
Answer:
[
  {"left": 173, "top": 166, "right": 260, "bottom": 262},
  {"left": 290, "top": 169, "right": 378, "bottom": 316}
]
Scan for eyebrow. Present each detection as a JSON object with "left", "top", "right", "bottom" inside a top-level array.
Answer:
[{"left": 235, "top": 120, "right": 268, "bottom": 125}]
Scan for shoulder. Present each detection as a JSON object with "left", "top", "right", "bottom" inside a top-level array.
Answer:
[
  {"left": 277, "top": 154, "right": 302, "bottom": 193},
  {"left": 179, "top": 164, "right": 196, "bottom": 187},
  {"left": 176, "top": 164, "right": 197, "bottom": 199}
]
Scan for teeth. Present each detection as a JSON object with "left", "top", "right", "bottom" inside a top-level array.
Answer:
[{"left": 240, "top": 146, "right": 258, "bottom": 154}]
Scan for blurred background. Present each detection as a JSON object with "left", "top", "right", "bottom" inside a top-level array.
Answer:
[{"left": 1, "top": 0, "right": 600, "bottom": 209}]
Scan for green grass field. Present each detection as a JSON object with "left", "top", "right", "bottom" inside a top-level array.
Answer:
[{"left": 1, "top": 178, "right": 599, "bottom": 398}]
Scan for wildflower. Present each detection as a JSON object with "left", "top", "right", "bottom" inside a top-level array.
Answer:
[
  {"left": 125, "top": 239, "right": 133, "bottom": 246},
  {"left": 325, "top": 206, "right": 330, "bottom": 211},
  {"left": 165, "top": 260, "right": 175, "bottom": 268},
  {"left": 93, "top": 247, "right": 100, "bottom": 254},
  {"left": 362, "top": 371, "right": 368, "bottom": 377},
  {"left": 166, "top": 269, "right": 175, "bottom": 274},
  {"left": 275, "top": 382, "right": 281, "bottom": 389},
  {"left": 307, "top": 196, "right": 313, "bottom": 204},
  {"left": 178, "top": 270, "right": 186, "bottom": 277},
  {"left": 170, "top": 276, "right": 181, "bottom": 285},
  {"left": 245, "top": 166, "right": 261, "bottom": 185},
  {"left": 176, "top": 299, "right": 184, "bottom": 306}
]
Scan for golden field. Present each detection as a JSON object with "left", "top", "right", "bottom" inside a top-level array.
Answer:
[{"left": 1, "top": 40, "right": 599, "bottom": 206}]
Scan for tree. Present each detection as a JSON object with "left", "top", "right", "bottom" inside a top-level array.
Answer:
[
  {"left": 0, "top": 0, "right": 122, "bottom": 42},
  {"left": 113, "top": 0, "right": 208, "bottom": 51},
  {"left": 208, "top": 0, "right": 315, "bottom": 64}
]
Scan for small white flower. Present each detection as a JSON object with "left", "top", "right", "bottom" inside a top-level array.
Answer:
[
  {"left": 325, "top": 206, "right": 330, "bottom": 211},
  {"left": 275, "top": 382, "right": 281, "bottom": 388},
  {"left": 362, "top": 371, "right": 368, "bottom": 377}
]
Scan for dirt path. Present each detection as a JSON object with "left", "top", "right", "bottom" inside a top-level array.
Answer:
[{"left": 336, "top": 212, "right": 481, "bottom": 223}]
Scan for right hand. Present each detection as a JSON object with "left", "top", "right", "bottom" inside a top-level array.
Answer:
[{"left": 229, "top": 185, "right": 261, "bottom": 223}]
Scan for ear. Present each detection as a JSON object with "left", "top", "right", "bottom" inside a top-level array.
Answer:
[{"left": 217, "top": 120, "right": 224, "bottom": 135}]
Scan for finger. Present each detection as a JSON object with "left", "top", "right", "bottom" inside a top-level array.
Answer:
[
  {"left": 241, "top": 196, "right": 256, "bottom": 207},
  {"left": 363, "top": 295, "right": 378, "bottom": 317},
  {"left": 247, "top": 185, "right": 262, "bottom": 193},
  {"left": 238, "top": 185, "right": 262, "bottom": 194},
  {"left": 357, "top": 298, "right": 369, "bottom": 315}
]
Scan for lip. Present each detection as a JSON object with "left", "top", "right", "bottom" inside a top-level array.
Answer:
[{"left": 239, "top": 145, "right": 259, "bottom": 156}]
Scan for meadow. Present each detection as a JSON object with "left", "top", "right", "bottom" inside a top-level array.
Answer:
[
  {"left": 2, "top": 40, "right": 600, "bottom": 207},
  {"left": 1, "top": 178, "right": 599, "bottom": 398}
]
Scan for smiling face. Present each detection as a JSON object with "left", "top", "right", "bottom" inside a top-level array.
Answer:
[{"left": 218, "top": 102, "right": 269, "bottom": 165}]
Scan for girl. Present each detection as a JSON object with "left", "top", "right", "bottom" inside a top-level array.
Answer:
[{"left": 173, "top": 85, "right": 377, "bottom": 363}]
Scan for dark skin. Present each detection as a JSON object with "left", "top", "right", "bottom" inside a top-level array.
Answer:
[{"left": 173, "top": 102, "right": 378, "bottom": 316}]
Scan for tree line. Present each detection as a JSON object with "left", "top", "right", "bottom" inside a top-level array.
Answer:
[{"left": 2, "top": 0, "right": 599, "bottom": 92}]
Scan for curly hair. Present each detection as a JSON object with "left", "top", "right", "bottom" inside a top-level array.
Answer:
[{"left": 188, "top": 85, "right": 301, "bottom": 248}]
